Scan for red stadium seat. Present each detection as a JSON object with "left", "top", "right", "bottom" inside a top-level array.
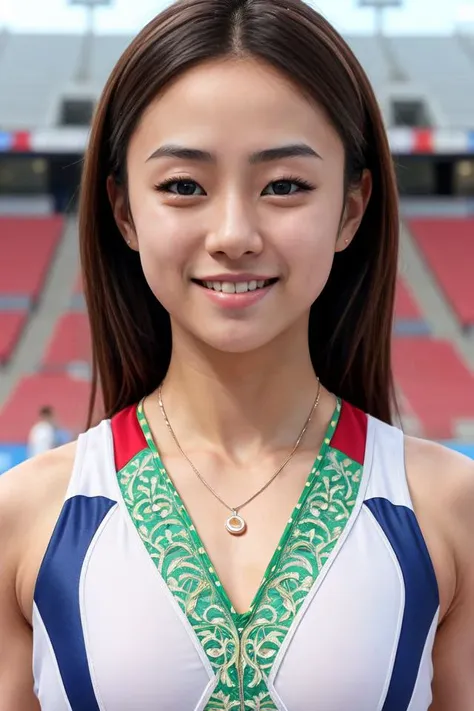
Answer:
[
  {"left": 408, "top": 218, "right": 474, "bottom": 327},
  {"left": 393, "top": 337, "right": 474, "bottom": 439},
  {"left": 0, "top": 374, "right": 93, "bottom": 443},
  {"left": 0, "top": 216, "right": 64, "bottom": 302},
  {"left": 43, "top": 313, "right": 91, "bottom": 369},
  {"left": 393, "top": 276, "right": 429, "bottom": 336},
  {"left": 0, "top": 311, "right": 28, "bottom": 364},
  {"left": 394, "top": 277, "right": 422, "bottom": 320}
]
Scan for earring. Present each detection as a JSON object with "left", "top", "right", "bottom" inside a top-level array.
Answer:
[
  {"left": 126, "top": 239, "right": 131, "bottom": 246},
  {"left": 344, "top": 238, "right": 349, "bottom": 245}
]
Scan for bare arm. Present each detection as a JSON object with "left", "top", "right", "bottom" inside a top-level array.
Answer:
[
  {"left": 416, "top": 445, "right": 474, "bottom": 710},
  {"left": 0, "top": 445, "right": 75, "bottom": 711},
  {"left": 431, "top": 600, "right": 474, "bottom": 710},
  {"left": 0, "top": 468, "right": 40, "bottom": 711},
  {"left": 0, "top": 571, "right": 40, "bottom": 711}
]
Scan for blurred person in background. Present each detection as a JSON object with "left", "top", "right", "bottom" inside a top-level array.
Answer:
[
  {"left": 26, "top": 406, "right": 57, "bottom": 458},
  {"left": 26, "top": 407, "right": 71, "bottom": 458},
  {"left": 0, "top": 1, "right": 473, "bottom": 711}
]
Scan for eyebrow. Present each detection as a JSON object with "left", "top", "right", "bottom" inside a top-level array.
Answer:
[{"left": 146, "top": 143, "right": 322, "bottom": 163}]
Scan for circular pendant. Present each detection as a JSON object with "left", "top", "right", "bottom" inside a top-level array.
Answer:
[{"left": 225, "top": 511, "right": 247, "bottom": 536}]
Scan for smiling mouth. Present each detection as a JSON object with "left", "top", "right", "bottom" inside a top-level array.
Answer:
[{"left": 193, "top": 278, "right": 278, "bottom": 294}]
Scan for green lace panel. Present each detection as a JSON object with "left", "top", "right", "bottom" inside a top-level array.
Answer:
[
  {"left": 240, "top": 446, "right": 363, "bottom": 698},
  {"left": 117, "top": 402, "right": 363, "bottom": 711},
  {"left": 118, "top": 448, "right": 242, "bottom": 707}
]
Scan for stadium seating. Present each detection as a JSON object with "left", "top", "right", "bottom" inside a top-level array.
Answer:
[
  {"left": 345, "top": 36, "right": 390, "bottom": 87},
  {"left": 408, "top": 218, "right": 474, "bottom": 327},
  {"left": 393, "top": 337, "right": 474, "bottom": 440},
  {"left": 42, "top": 312, "right": 91, "bottom": 370},
  {"left": 0, "top": 216, "right": 64, "bottom": 363},
  {"left": 0, "top": 35, "right": 81, "bottom": 130},
  {"left": 0, "top": 31, "right": 473, "bottom": 451},
  {"left": 394, "top": 276, "right": 429, "bottom": 336},
  {"left": 0, "top": 311, "right": 28, "bottom": 364},
  {"left": 1, "top": 33, "right": 473, "bottom": 135},
  {"left": 0, "top": 216, "right": 64, "bottom": 304},
  {"left": 389, "top": 38, "right": 474, "bottom": 130},
  {"left": 394, "top": 278, "right": 421, "bottom": 320},
  {"left": 0, "top": 373, "right": 92, "bottom": 443}
]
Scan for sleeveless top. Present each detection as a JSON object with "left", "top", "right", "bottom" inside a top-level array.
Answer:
[{"left": 32, "top": 399, "right": 440, "bottom": 711}]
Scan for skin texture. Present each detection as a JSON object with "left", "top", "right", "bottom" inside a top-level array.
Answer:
[
  {"left": 0, "top": 57, "right": 473, "bottom": 710},
  {"left": 115, "top": 57, "right": 369, "bottom": 357}
]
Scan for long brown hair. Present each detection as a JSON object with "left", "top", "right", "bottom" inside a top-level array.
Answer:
[{"left": 80, "top": 0, "right": 399, "bottom": 428}]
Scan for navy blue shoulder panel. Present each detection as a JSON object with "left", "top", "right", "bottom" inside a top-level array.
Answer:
[
  {"left": 35, "top": 495, "right": 117, "bottom": 711},
  {"left": 365, "top": 497, "right": 439, "bottom": 711}
]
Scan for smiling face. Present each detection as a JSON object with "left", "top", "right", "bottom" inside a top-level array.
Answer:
[{"left": 109, "top": 57, "right": 370, "bottom": 355}]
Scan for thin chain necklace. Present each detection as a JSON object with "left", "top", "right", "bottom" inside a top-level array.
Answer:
[{"left": 158, "top": 378, "right": 322, "bottom": 536}]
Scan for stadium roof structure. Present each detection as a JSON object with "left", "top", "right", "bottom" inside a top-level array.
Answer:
[{"left": 0, "top": 33, "right": 474, "bottom": 155}]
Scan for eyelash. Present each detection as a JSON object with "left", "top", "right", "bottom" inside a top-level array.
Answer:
[{"left": 153, "top": 175, "right": 316, "bottom": 195}]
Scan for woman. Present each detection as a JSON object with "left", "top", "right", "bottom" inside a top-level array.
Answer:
[{"left": 0, "top": 1, "right": 473, "bottom": 709}]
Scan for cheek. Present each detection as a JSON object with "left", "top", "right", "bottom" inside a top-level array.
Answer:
[
  {"left": 131, "top": 198, "right": 192, "bottom": 269},
  {"left": 130, "top": 203, "right": 196, "bottom": 309},
  {"left": 128, "top": 177, "right": 188, "bottom": 253},
  {"left": 273, "top": 202, "right": 341, "bottom": 292}
]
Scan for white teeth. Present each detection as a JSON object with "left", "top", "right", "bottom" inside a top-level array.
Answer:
[
  {"left": 221, "top": 282, "right": 236, "bottom": 293},
  {"left": 201, "top": 279, "right": 274, "bottom": 293}
]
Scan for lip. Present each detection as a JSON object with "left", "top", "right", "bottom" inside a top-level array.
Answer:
[
  {"left": 194, "top": 273, "right": 277, "bottom": 283},
  {"left": 193, "top": 279, "right": 277, "bottom": 309}
]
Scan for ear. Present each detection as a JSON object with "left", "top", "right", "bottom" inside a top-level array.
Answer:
[
  {"left": 106, "top": 175, "right": 138, "bottom": 250},
  {"left": 335, "top": 169, "right": 372, "bottom": 253}
]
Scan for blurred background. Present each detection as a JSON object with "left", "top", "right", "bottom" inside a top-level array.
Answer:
[{"left": 0, "top": 0, "right": 473, "bottom": 471}]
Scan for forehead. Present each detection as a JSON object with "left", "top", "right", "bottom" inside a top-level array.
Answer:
[{"left": 130, "top": 57, "right": 342, "bottom": 161}]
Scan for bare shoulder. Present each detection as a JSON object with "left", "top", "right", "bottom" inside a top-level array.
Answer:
[
  {"left": 404, "top": 439, "right": 474, "bottom": 708},
  {"left": 0, "top": 445, "right": 77, "bottom": 710},
  {"left": 404, "top": 435, "right": 474, "bottom": 535},
  {"left": 0, "top": 442, "right": 77, "bottom": 528},
  {"left": 404, "top": 436, "right": 474, "bottom": 616}
]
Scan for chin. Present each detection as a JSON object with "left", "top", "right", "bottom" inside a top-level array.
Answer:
[{"left": 195, "top": 325, "right": 279, "bottom": 355}]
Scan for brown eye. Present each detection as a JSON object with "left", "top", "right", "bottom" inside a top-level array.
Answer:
[
  {"left": 270, "top": 181, "right": 294, "bottom": 195},
  {"left": 154, "top": 179, "right": 206, "bottom": 196},
  {"left": 174, "top": 181, "right": 200, "bottom": 196},
  {"left": 262, "top": 178, "right": 315, "bottom": 196}
]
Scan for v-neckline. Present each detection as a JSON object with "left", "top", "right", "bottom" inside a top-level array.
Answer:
[{"left": 136, "top": 398, "right": 341, "bottom": 625}]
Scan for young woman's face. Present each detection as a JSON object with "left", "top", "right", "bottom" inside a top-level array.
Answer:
[{"left": 112, "top": 57, "right": 369, "bottom": 354}]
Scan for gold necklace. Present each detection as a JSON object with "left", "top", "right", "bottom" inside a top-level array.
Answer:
[{"left": 158, "top": 379, "right": 322, "bottom": 536}]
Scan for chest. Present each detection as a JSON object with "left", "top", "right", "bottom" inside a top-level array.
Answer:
[
  {"left": 31, "top": 406, "right": 440, "bottom": 711},
  {"left": 32, "top": 494, "right": 438, "bottom": 711},
  {"left": 155, "top": 448, "right": 324, "bottom": 614}
]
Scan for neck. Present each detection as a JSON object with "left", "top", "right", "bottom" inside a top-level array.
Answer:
[{"left": 155, "top": 321, "right": 325, "bottom": 459}]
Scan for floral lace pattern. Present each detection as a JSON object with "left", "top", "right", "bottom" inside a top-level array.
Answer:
[{"left": 116, "top": 400, "right": 363, "bottom": 710}]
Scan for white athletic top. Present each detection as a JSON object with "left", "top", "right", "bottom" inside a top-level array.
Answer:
[{"left": 32, "top": 401, "right": 439, "bottom": 711}]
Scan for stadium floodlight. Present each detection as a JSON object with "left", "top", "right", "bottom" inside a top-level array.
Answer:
[
  {"left": 68, "top": 0, "right": 112, "bottom": 5},
  {"left": 68, "top": 0, "right": 114, "bottom": 83},
  {"left": 358, "top": 0, "right": 402, "bottom": 5},
  {"left": 358, "top": 0, "right": 403, "bottom": 35},
  {"left": 456, "top": 2, "right": 474, "bottom": 34}
]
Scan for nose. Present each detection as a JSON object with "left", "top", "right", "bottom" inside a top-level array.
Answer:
[{"left": 205, "top": 192, "right": 263, "bottom": 260}]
